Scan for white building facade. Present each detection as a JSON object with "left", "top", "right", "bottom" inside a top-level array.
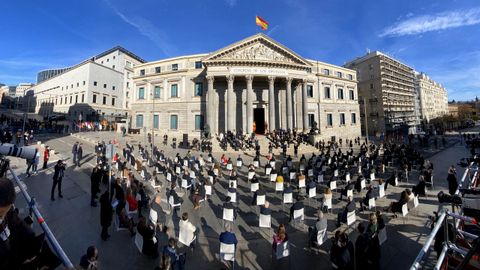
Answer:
[
  {"left": 32, "top": 47, "right": 144, "bottom": 121},
  {"left": 415, "top": 72, "right": 448, "bottom": 122},
  {"left": 131, "top": 34, "right": 361, "bottom": 141}
]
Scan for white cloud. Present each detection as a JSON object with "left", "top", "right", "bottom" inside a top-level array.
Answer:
[
  {"left": 225, "top": 0, "right": 237, "bottom": 8},
  {"left": 103, "top": 0, "right": 174, "bottom": 56},
  {"left": 379, "top": 8, "right": 480, "bottom": 37}
]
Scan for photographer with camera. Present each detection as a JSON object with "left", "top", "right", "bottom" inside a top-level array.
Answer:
[{"left": 51, "top": 160, "right": 66, "bottom": 201}]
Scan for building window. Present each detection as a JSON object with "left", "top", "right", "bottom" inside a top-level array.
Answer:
[
  {"left": 107, "top": 58, "right": 109, "bottom": 62},
  {"left": 336, "top": 71, "right": 342, "bottom": 78},
  {"left": 93, "top": 94, "right": 97, "bottom": 103},
  {"left": 370, "top": 83, "right": 373, "bottom": 89},
  {"left": 155, "top": 67, "right": 161, "bottom": 73},
  {"left": 103, "top": 96, "right": 106, "bottom": 105},
  {"left": 60, "top": 98, "right": 62, "bottom": 105},
  {"left": 369, "top": 64, "right": 373, "bottom": 70},
  {"left": 103, "top": 84, "right": 107, "bottom": 89},
  {"left": 324, "top": 87, "right": 331, "bottom": 99},
  {"left": 194, "top": 83, "right": 203, "bottom": 96},
  {"left": 75, "top": 95, "right": 78, "bottom": 103},
  {"left": 340, "top": 113, "right": 346, "bottom": 125},
  {"left": 172, "top": 64, "right": 178, "bottom": 71},
  {"left": 82, "top": 94, "right": 85, "bottom": 102},
  {"left": 195, "top": 61, "right": 202, "bottom": 69},
  {"left": 348, "top": 74, "right": 353, "bottom": 80},
  {"left": 308, "top": 114, "right": 315, "bottom": 128},
  {"left": 140, "top": 69, "right": 145, "bottom": 76},
  {"left": 171, "top": 84, "right": 178, "bottom": 97},
  {"left": 349, "top": 89, "right": 355, "bottom": 100},
  {"left": 136, "top": 114, "right": 144, "bottom": 128},
  {"left": 69, "top": 96, "right": 72, "bottom": 104},
  {"left": 138, "top": 87, "right": 145, "bottom": 99},
  {"left": 323, "top": 69, "right": 330, "bottom": 76},
  {"left": 192, "top": 115, "right": 203, "bottom": 130},
  {"left": 112, "top": 98, "right": 115, "bottom": 106},
  {"left": 170, "top": 115, "right": 178, "bottom": 130},
  {"left": 71, "top": 84, "right": 73, "bottom": 88},
  {"left": 327, "top": 114, "right": 333, "bottom": 126},
  {"left": 94, "top": 81, "right": 97, "bottom": 86},
  {"left": 112, "top": 86, "right": 116, "bottom": 90},
  {"left": 351, "top": 113, "right": 357, "bottom": 124},
  {"left": 77, "top": 82, "right": 79, "bottom": 87},
  {"left": 112, "top": 65, "right": 115, "bottom": 69},
  {"left": 66, "top": 86, "right": 68, "bottom": 89},
  {"left": 55, "top": 98, "right": 58, "bottom": 105},
  {"left": 307, "top": 85, "right": 313, "bottom": 98},
  {"left": 154, "top": 86, "right": 161, "bottom": 99},
  {"left": 83, "top": 81, "right": 86, "bottom": 85},
  {"left": 338, "top": 88, "right": 344, "bottom": 100},
  {"left": 153, "top": 115, "right": 159, "bottom": 129},
  {"left": 113, "top": 56, "right": 115, "bottom": 59},
  {"left": 126, "top": 82, "right": 130, "bottom": 88}
]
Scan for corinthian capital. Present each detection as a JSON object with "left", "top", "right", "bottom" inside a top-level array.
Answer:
[
  {"left": 226, "top": 75, "right": 235, "bottom": 83},
  {"left": 206, "top": 75, "right": 215, "bottom": 84},
  {"left": 268, "top": 76, "right": 276, "bottom": 83},
  {"left": 245, "top": 75, "right": 254, "bottom": 84}
]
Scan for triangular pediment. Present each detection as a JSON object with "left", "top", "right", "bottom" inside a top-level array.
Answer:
[{"left": 203, "top": 33, "right": 312, "bottom": 67}]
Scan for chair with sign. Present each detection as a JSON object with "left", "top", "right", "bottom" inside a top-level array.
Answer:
[
  {"left": 378, "top": 227, "right": 387, "bottom": 246},
  {"left": 250, "top": 182, "right": 259, "bottom": 193},
  {"left": 314, "top": 228, "right": 327, "bottom": 248},
  {"left": 134, "top": 231, "right": 144, "bottom": 253},
  {"left": 368, "top": 197, "right": 376, "bottom": 211},
  {"left": 270, "top": 172, "right": 278, "bottom": 183},
  {"left": 346, "top": 210, "right": 356, "bottom": 227},
  {"left": 408, "top": 195, "right": 419, "bottom": 216},
  {"left": 275, "top": 241, "right": 290, "bottom": 261},
  {"left": 259, "top": 212, "right": 272, "bottom": 228},
  {"left": 220, "top": 242, "right": 236, "bottom": 270}
]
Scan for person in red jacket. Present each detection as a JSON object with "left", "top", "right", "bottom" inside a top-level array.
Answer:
[{"left": 43, "top": 146, "right": 50, "bottom": 169}]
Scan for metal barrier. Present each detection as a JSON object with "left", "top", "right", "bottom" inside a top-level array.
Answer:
[
  {"left": 8, "top": 166, "right": 75, "bottom": 269},
  {"left": 410, "top": 163, "right": 478, "bottom": 270}
]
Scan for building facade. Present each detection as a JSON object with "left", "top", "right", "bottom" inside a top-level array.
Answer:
[
  {"left": 345, "top": 51, "right": 416, "bottom": 136},
  {"left": 415, "top": 72, "right": 448, "bottom": 122},
  {"left": 32, "top": 47, "right": 144, "bottom": 121},
  {"left": 131, "top": 34, "right": 361, "bottom": 140}
]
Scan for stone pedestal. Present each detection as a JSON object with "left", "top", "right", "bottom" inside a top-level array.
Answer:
[{"left": 308, "top": 133, "right": 322, "bottom": 146}]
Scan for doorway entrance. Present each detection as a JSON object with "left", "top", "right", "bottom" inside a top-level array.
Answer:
[{"left": 253, "top": 108, "right": 265, "bottom": 134}]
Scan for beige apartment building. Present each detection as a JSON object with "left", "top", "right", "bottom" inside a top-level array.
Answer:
[
  {"left": 414, "top": 72, "right": 448, "bottom": 122},
  {"left": 131, "top": 33, "right": 361, "bottom": 140},
  {"left": 345, "top": 51, "right": 416, "bottom": 136}
]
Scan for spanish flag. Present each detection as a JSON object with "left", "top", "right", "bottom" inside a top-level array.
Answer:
[{"left": 256, "top": 16, "right": 269, "bottom": 30}]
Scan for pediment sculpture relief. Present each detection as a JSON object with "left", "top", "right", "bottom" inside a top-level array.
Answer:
[{"left": 220, "top": 43, "right": 296, "bottom": 63}]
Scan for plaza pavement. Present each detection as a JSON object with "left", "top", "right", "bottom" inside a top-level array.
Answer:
[{"left": 8, "top": 131, "right": 471, "bottom": 270}]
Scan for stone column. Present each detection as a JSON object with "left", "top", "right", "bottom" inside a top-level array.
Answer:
[
  {"left": 302, "top": 79, "right": 309, "bottom": 132},
  {"left": 246, "top": 75, "right": 254, "bottom": 134},
  {"left": 226, "top": 75, "right": 235, "bottom": 132},
  {"left": 268, "top": 76, "right": 275, "bottom": 132},
  {"left": 206, "top": 76, "right": 215, "bottom": 134},
  {"left": 286, "top": 77, "right": 293, "bottom": 130}
]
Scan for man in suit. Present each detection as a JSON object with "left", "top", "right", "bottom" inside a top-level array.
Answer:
[
  {"left": 289, "top": 195, "right": 305, "bottom": 222},
  {"left": 51, "top": 160, "right": 66, "bottom": 201},
  {"left": 219, "top": 222, "right": 238, "bottom": 245},
  {"left": 76, "top": 144, "right": 83, "bottom": 167}
]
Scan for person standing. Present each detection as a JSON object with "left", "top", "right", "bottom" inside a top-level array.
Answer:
[
  {"left": 90, "top": 165, "right": 102, "bottom": 207},
  {"left": 51, "top": 160, "right": 65, "bottom": 201},
  {"left": 43, "top": 146, "right": 50, "bottom": 169},
  {"left": 26, "top": 158, "right": 34, "bottom": 177},
  {"left": 99, "top": 191, "right": 112, "bottom": 241},
  {"left": 32, "top": 148, "right": 40, "bottom": 175},
  {"left": 72, "top": 142, "right": 78, "bottom": 166},
  {"left": 77, "top": 143, "right": 83, "bottom": 167},
  {"left": 447, "top": 165, "right": 458, "bottom": 195}
]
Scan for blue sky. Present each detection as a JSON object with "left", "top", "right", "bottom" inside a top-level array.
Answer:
[{"left": 0, "top": 0, "right": 479, "bottom": 101}]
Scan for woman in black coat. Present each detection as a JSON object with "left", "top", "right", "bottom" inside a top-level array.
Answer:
[
  {"left": 100, "top": 191, "right": 113, "bottom": 240},
  {"left": 447, "top": 166, "right": 458, "bottom": 195},
  {"left": 137, "top": 217, "right": 159, "bottom": 258}
]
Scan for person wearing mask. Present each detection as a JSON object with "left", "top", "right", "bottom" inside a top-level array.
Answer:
[
  {"left": 0, "top": 178, "right": 37, "bottom": 269},
  {"left": 219, "top": 222, "right": 238, "bottom": 268},
  {"left": 79, "top": 245, "right": 98, "bottom": 270},
  {"left": 99, "top": 191, "right": 112, "bottom": 241},
  {"left": 330, "top": 232, "right": 354, "bottom": 270},
  {"left": 162, "top": 238, "right": 185, "bottom": 270},
  {"left": 51, "top": 160, "right": 65, "bottom": 201}
]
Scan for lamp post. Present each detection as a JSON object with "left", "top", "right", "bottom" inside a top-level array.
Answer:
[{"left": 364, "top": 97, "right": 369, "bottom": 144}]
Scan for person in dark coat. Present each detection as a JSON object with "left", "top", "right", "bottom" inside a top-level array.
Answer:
[
  {"left": 76, "top": 143, "right": 83, "bottom": 167},
  {"left": 447, "top": 165, "right": 457, "bottom": 195},
  {"left": 90, "top": 165, "right": 102, "bottom": 207},
  {"left": 51, "top": 160, "right": 65, "bottom": 200},
  {"left": 100, "top": 191, "right": 112, "bottom": 240},
  {"left": 355, "top": 223, "right": 370, "bottom": 270},
  {"left": 137, "top": 217, "right": 159, "bottom": 258},
  {"left": 0, "top": 178, "right": 37, "bottom": 269}
]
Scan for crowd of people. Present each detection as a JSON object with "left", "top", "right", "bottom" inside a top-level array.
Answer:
[{"left": 71, "top": 126, "right": 459, "bottom": 270}]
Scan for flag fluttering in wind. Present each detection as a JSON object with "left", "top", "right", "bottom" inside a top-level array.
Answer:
[{"left": 256, "top": 16, "right": 269, "bottom": 30}]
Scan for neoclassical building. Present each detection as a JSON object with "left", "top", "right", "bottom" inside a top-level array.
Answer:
[{"left": 131, "top": 34, "right": 361, "bottom": 140}]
